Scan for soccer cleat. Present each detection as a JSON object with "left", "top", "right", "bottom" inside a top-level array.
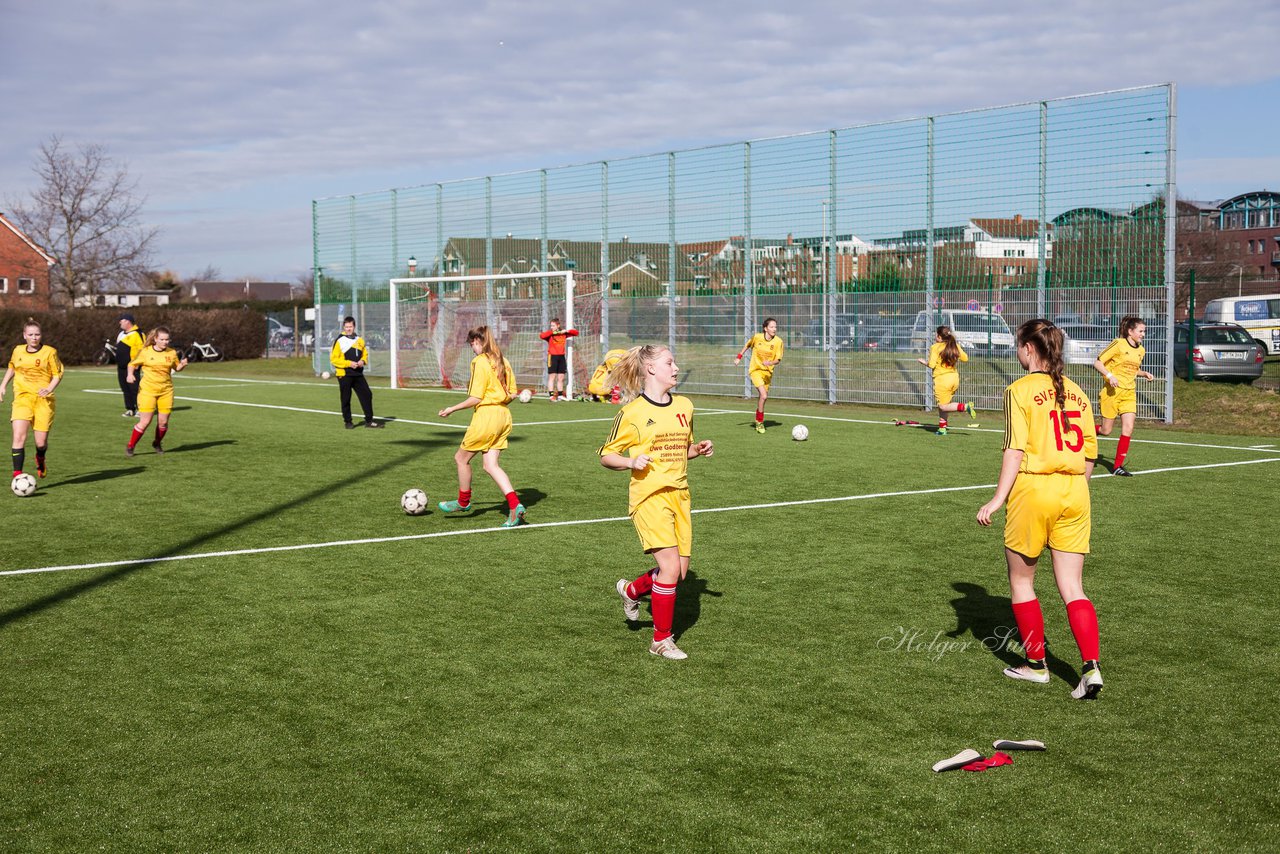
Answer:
[
  {"left": 993, "top": 738, "right": 1046, "bottom": 751},
  {"left": 36, "top": 463, "right": 46, "bottom": 479},
  {"left": 344, "top": 422, "right": 357, "bottom": 429},
  {"left": 1112, "top": 465, "right": 1133, "bottom": 477},
  {"left": 437, "top": 500, "right": 471, "bottom": 514},
  {"left": 616, "top": 579, "right": 641, "bottom": 621},
  {"left": 364, "top": 420, "right": 384, "bottom": 428},
  {"left": 932, "top": 748, "right": 983, "bottom": 773},
  {"left": 1070, "top": 662, "right": 1104, "bottom": 700},
  {"left": 1003, "top": 664, "right": 1050, "bottom": 684},
  {"left": 754, "top": 422, "right": 766, "bottom": 434},
  {"left": 125, "top": 445, "right": 135, "bottom": 457},
  {"left": 649, "top": 636, "right": 688, "bottom": 660},
  {"left": 501, "top": 503, "right": 527, "bottom": 527},
  {"left": 122, "top": 410, "right": 135, "bottom": 418},
  {"left": 152, "top": 442, "right": 164, "bottom": 455},
  {"left": 935, "top": 427, "right": 948, "bottom": 436},
  {"left": 965, "top": 401, "right": 976, "bottom": 415}
]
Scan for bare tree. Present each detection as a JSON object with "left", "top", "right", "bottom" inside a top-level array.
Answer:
[{"left": 7, "top": 135, "right": 158, "bottom": 304}]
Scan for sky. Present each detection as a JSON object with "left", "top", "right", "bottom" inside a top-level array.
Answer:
[{"left": 2, "top": 0, "right": 1278, "bottom": 284}]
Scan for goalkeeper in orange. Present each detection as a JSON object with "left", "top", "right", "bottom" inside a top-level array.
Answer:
[
  {"left": 977, "top": 319, "right": 1103, "bottom": 701},
  {"left": 734, "top": 317, "right": 783, "bottom": 433}
]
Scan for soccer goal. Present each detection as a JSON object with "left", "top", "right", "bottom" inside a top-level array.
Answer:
[{"left": 388, "top": 270, "right": 606, "bottom": 395}]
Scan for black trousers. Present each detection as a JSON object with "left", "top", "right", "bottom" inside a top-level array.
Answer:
[
  {"left": 117, "top": 362, "right": 139, "bottom": 411},
  {"left": 339, "top": 374, "right": 374, "bottom": 424}
]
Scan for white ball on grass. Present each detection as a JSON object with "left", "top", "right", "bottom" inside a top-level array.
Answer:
[
  {"left": 791, "top": 424, "right": 809, "bottom": 442},
  {"left": 321, "top": 371, "right": 331, "bottom": 379},
  {"left": 11, "top": 473, "right": 36, "bottom": 497},
  {"left": 401, "top": 488, "right": 428, "bottom": 516},
  {"left": 518, "top": 389, "right": 533, "bottom": 403}
]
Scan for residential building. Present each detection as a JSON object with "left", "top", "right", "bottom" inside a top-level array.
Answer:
[{"left": 0, "top": 212, "right": 55, "bottom": 312}]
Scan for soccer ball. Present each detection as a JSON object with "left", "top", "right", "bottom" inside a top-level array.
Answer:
[
  {"left": 518, "top": 389, "right": 533, "bottom": 403},
  {"left": 791, "top": 424, "right": 809, "bottom": 442},
  {"left": 321, "top": 371, "right": 331, "bottom": 379},
  {"left": 401, "top": 488, "right": 428, "bottom": 515},
  {"left": 11, "top": 473, "right": 36, "bottom": 497}
]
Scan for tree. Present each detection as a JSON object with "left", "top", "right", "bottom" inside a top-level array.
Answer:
[{"left": 7, "top": 135, "right": 157, "bottom": 304}]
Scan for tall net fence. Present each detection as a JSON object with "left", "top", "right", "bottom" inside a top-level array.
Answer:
[{"left": 315, "top": 85, "right": 1175, "bottom": 419}]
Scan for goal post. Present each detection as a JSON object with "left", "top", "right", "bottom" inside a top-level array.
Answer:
[{"left": 390, "top": 270, "right": 599, "bottom": 394}]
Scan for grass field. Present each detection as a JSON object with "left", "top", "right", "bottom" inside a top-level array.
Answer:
[{"left": 3, "top": 360, "right": 1278, "bottom": 851}]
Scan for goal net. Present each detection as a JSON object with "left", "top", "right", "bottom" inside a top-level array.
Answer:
[{"left": 389, "top": 271, "right": 606, "bottom": 395}]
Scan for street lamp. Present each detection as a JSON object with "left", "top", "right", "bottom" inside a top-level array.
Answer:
[{"left": 407, "top": 255, "right": 418, "bottom": 276}]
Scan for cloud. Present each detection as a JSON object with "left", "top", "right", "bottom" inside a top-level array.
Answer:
[{"left": 1, "top": 0, "right": 1278, "bottom": 277}]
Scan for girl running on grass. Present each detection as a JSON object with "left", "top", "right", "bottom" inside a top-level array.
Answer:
[
  {"left": 1093, "top": 315, "right": 1154, "bottom": 476},
  {"left": 915, "top": 325, "right": 974, "bottom": 435},
  {"left": 601, "top": 345, "right": 714, "bottom": 660},
  {"left": 735, "top": 318, "right": 783, "bottom": 433},
  {"left": 438, "top": 326, "right": 526, "bottom": 527},
  {"left": 125, "top": 327, "right": 188, "bottom": 456},
  {"left": 977, "top": 319, "right": 1104, "bottom": 700},
  {"left": 1, "top": 319, "right": 63, "bottom": 479}
]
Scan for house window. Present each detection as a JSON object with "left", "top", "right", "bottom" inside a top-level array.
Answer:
[
  {"left": 611, "top": 281, "right": 622, "bottom": 294},
  {"left": 0, "top": 277, "right": 7, "bottom": 293},
  {"left": 17, "top": 278, "right": 34, "bottom": 294}
]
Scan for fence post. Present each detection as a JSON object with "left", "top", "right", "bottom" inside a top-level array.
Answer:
[{"left": 1187, "top": 269, "right": 1196, "bottom": 383}]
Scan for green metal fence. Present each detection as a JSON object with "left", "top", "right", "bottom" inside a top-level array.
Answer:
[{"left": 314, "top": 84, "right": 1175, "bottom": 420}]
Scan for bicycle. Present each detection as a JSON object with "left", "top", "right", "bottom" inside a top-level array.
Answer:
[
  {"left": 184, "top": 339, "right": 223, "bottom": 362},
  {"left": 94, "top": 339, "right": 118, "bottom": 366}
]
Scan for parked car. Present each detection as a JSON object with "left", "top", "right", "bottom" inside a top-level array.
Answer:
[
  {"left": 910, "top": 309, "right": 1014, "bottom": 355},
  {"left": 858, "top": 320, "right": 915, "bottom": 353},
  {"left": 1058, "top": 324, "right": 1115, "bottom": 365},
  {"left": 1173, "top": 322, "right": 1265, "bottom": 382}
]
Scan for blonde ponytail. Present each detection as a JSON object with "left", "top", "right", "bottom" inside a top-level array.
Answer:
[{"left": 607, "top": 345, "right": 665, "bottom": 403}]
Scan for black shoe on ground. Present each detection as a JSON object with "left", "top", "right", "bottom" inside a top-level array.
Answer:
[
  {"left": 344, "top": 422, "right": 357, "bottom": 430},
  {"left": 1112, "top": 465, "right": 1133, "bottom": 477}
]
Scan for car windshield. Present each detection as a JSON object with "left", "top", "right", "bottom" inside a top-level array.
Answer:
[
  {"left": 951, "top": 314, "right": 1009, "bottom": 333},
  {"left": 1059, "top": 325, "right": 1112, "bottom": 342},
  {"left": 1196, "top": 327, "right": 1253, "bottom": 345}
]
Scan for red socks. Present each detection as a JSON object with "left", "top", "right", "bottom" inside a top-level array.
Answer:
[
  {"left": 938, "top": 417, "right": 948, "bottom": 429},
  {"left": 128, "top": 427, "right": 145, "bottom": 450},
  {"left": 457, "top": 489, "right": 471, "bottom": 508},
  {"left": 1115, "top": 435, "right": 1131, "bottom": 468},
  {"left": 651, "top": 580, "right": 677, "bottom": 642},
  {"left": 154, "top": 427, "right": 167, "bottom": 445},
  {"left": 1010, "top": 599, "right": 1046, "bottom": 661},
  {"left": 956, "top": 403, "right": 966, "bottom": 412},
  {"left": 755, "top": 409, "right": 764, "bottom": 424},
  {"left": 1066, "top": 598, "right": 1101, "bottom": 662},
  {"left": 505, "top": 491, "right": 519, "bottom": 510},
  {"left": 625, "top": 568, "right": 657, "bottom": 600}
]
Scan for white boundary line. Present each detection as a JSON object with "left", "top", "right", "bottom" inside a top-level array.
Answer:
[{"left": 7, "top": 456, "right": 1276, "bottom": 579}]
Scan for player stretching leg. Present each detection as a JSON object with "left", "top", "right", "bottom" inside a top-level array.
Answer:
[
  {"left": 600, "top": 345, "right": 714, "bottom": 660},
  {"left": 735, "top": 318, "right": 783, "bottom": 434},
  {"left": 978, "top": 319, "right": 1105, "bottom": 700},
  {"left": 1, "top": 319, "right": 63, "bottom": 479},
  {"left": 1093, "top": 315, "right": 1154, "bottom": 477},
  {"left": 438, "top": 326, "right": 526, "bottom": 527},
  {"left": 915, "top": 325, "right": 975, "bottom": 435}
]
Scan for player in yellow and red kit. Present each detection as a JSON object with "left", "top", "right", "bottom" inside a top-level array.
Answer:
[
  {"left": 1093, "top": 315, "right": 1154, "bottom": 476},
  {"left": 978, "top": 319, "right": 1103, "bottom": 700},
  {"left": 735, "top": 317, "right": 784, "bottom": 433},
  {"left": 0, "top": 319, "right": 63, "bottom": 478},
  {"left": 600, "top": 345, "right": 714, "bottom": 660},
  {"left": 915, "top": 325, "right": 975, "bottom": 435},
  {"left": 126, "top": 326, "right": 188, "bottom": 456}
]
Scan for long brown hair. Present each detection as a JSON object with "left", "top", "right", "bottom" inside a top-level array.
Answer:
[
  {"left": 936, "top": 325, "right": 960, "bottom": 367},
  {"left": 1018, "top": 319, "right": 1069, "bottom": 427},
  {"left": 607, "top": 344, "right": 667, "bottom": 403},
  {"left": 466, "top": 325, "right": 506, "bottom": 379},
  {"left": 1119, "top": 315, "right": 1144, "bottom": 340},
  {"left": 145, "top": 326, "right": 171, "bottom": 348}
]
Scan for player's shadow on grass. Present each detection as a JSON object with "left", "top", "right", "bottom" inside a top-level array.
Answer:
[
  {"left": 0, "top": 445, "right": 433, "bottom": 630},
  {"left": 41, "top": 467, "right": 145, "bottom": 489},
  {"left": 165, "top": 440, "right": 237, "bottom": 455},
  {"left": 945, "top": 581, "right": 1075, "bottom": 682},
  {"left": 624, "top": 571, "right": 722, "bottom": 638}
]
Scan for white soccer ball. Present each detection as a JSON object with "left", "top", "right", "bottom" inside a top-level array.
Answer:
[
  {"left": 401, "top": 488, "right": 428, "bottom": 516},
  {"left": 518, "top": 388, "right": 533, "bottom": 403},
  {"left": 11, "top": 473, "right": 36, "bottom": 497},
  {"left": 791, "top": 424, "right": 809, "bottom": 442},
  {"left": 321, "top": 371, "right": 331, "bottom": 379}
]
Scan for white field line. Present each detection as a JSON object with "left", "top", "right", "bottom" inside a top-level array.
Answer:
[{"left": 7, "top": 456, "right": 1277, "bottom": 579}]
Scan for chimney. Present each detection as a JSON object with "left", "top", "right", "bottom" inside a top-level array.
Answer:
[{"left": 1014, "top": 214, "right": 1023, "bottom": 224}]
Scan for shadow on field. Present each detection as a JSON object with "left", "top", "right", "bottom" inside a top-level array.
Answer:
[
  {"left": 165, "top": 440, "right": 237, "bottom": 455},
  {"left": 945, "top": 581, "right": 1075, "bottom": 682},
  {"left": 623, "top": 570, "right": 722, "bottom": 639},
  {"left": 0, "top": 445, "right": 433, "bottom": 630},
  {"left": 41, "top": 467, "right": 145, "bottom": 489}
]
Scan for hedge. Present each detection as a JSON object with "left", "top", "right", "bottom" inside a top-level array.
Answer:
[{"left": 0, "top": 308, "right": 269, "bottom": 365}]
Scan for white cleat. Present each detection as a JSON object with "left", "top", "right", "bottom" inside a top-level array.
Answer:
[
  {"left": 649, "top": 637, "right": 687, "bottom": 660},
  {"left": 1070, "top": 665, "right": 1103, "bottom": 700},
  {"left": 616, "top": 578, "right": 640, "bottom": 622},
  {"left": 1003, "top": 664, "right": 1050, "bottom": 684}
]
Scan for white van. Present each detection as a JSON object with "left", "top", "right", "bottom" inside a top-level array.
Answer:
[
  {"left": 1202, "top": 294, "right": 1280, "bottom": 356},
  {"left": 911, "top": 309, "right": 1015, "bottom": 355}
]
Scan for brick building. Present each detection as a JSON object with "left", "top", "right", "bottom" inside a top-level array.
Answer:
[{"left": 0, "top": 212, "right": 55, "bottom": 312}]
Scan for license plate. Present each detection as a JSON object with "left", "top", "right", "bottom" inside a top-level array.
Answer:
[{"left": 1217, "top": 351, "right": 1246, "bottom": 360}]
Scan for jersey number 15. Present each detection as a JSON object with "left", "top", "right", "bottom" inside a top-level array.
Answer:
[{"left": 1049, "top": 409, "right": 1085, "bottom": 452}]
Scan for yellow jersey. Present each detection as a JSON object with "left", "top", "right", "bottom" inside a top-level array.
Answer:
[
  {"left": 116, "top": 327, "right": 145, "bottom": 365},
  {"left": 599, "top": 393, "right": 695, "bottom": 512},
  {"left": 1097, "top": 337, "right": 1145, "bottom": 390},
  {"left": 588, "top": 348, "right": 629, "bottom": 396},
  {"left": 130, "top": 346, "right": 182, "bottom": 396},
  {"left": 467, "top": 354, "right": 516, "bottom": 406},
  {"left": 330, "top": 334, "right": 368, "bottom": 378},
  {"left": 1003, "top": 373, "right": 1098, "bottom": 475},
  {"left": 742, "top": 333, "right": 784, "bottom": 374},
  {"left": 926, "top": 341, "right": 968, "bottom": 378},
  {"left": 8, "top": 345, "right": 63, "bottom": 396}
]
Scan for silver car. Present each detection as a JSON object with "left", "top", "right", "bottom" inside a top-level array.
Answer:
[
  {"left": 1173, "top": 323, "right": 1266, "bottom": 381},
  {"left": 1059, "top": 324, "right": 1115, "bottom": 365}
]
